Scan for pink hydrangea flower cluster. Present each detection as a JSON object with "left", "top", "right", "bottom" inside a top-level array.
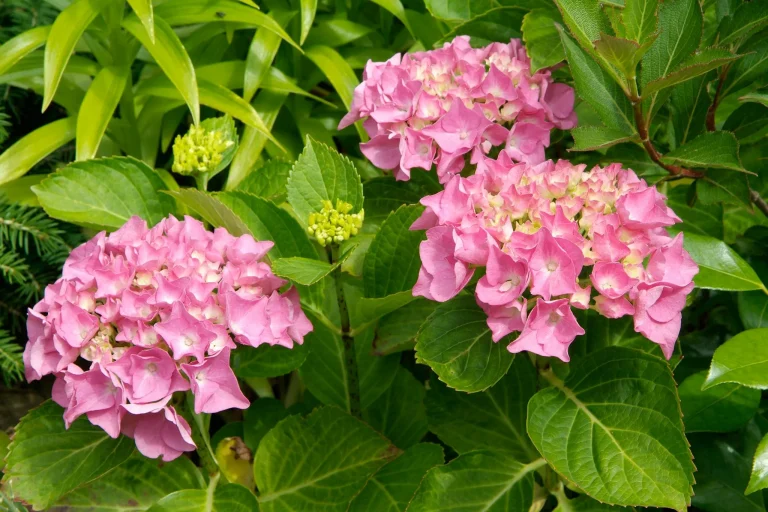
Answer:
[
  {"left": 24, "top": 215, "right": 312, "bottom": 461},
  {"left": 339, "top": 36, "right": 577, "bottom": 183},
  {"left": 411, "top": 155, "right": 698, "bottom": 361}
]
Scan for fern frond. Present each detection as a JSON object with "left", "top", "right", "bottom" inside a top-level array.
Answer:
[
  {"left": 0, "top": 197, "right": 68, "bottom": 256},
  {"left": 0, "top": 328, "right": 24, "bottom": 386},
  {"left": 0, "top": 250, "right": 31, "bottom": 285}
]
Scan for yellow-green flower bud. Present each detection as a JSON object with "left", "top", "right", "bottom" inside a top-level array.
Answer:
[
  {"left": 307, "top": 200, "right": 364, "bottom": 247},
  {"left": 172, "top": 125, "right": 234, "bottom": 176}
]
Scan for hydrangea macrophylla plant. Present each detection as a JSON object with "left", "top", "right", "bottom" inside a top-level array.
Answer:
[
  {"left": 23, "top": 215, "right": 312, "bottom": 461},
  {"left": 410, "top": 155, "right": 698, "bottom": 361},
  {"left": 172, "top": 125, "right": 234, "bottom": 176},
  {"left": 339, "top": 36, "right": 577, "bottom": 183}
]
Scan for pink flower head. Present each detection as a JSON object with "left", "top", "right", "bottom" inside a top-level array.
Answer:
[
  {"left": 508, "top": 299, "right": 585, "bottom": 362},
  {"left": 633, "top": 282, "right": 694, "bottom": 358},
  {"left": 528, "top": 229, "right": 581, "bottom": 300},
  {"left": 25, "top": 214, "right": 313, "bottom": 460},
  {"left": 413, "top": 226, "right": 474, "bottom": 302},
  {"left": 475, "top": 244, "right": 528, "bottom": 306}
]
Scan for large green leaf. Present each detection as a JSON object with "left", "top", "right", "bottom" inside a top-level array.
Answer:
[
  {"left": 32, "top": 156, "right": 177, "bottom": 230},
  {"left": 363, "top": 205, "right": 425, "bottom": 298},
  {"left": 739, "top": 291, "right": 768, "bottom": 329},
  {"left": 363, "top": 366, "right": 427, "bottom": 449},
  {"left": 558, "top": 27, "right": 635, "bottom": 133},
  {"left": 373, "top": 299, "right": 438, "bottom": 356},
  {"left": 425, "top": 356, "right": 539, "bottom": 462},
  {"left": 666, "top": 185, "right": 724, "bottom": 239},
  {"left": 243, "top": 398, "right": 291, "bottom": 454},
  {"left": 696, "top": 169, "right": 751, "bottom": 207},
  {"left": 0, "top": 26, "right": 51, "bottom": 77},
  {"left": 254, "top": 407, "right": 397, "bottom": 512},
  {"left": 642, "top": 48, "right": 741, "bottom": 97},
  {"left": 272, "top": 257, "right": 335, "bottom": 286},
  {"left": 52, "top": 453, "right": 205, "bottom": 511},
  {"left": 123, "top": 15, "right": 200, "bottom": 125},
  {"left": 0, "top": 117, "right": 76, "bottom": 186},
  {"left": 415, "top": 295, "right": 514, "bottom": 393},
  {"left": 527, "top": 347, "right": 695, "bottom": 510},
  {"left": 408, "top": 451, "right": 543, "bottom": 512},
  {"left": 436, "top": 7, "right": 525, "bottom": 47},
  {"left": 148, "top": 483, "right": 260, "bottom": 512},
  {"left": 719, "top": 0, "right": 768, "bottom": 47},
  {"left": 286, "top": 137, "right": 364, "bottom": 226},
  {"left": 349, "top": 443, "right": 444, "bottom": 512},
  {"left": 723, "top": 103, "right": 768, "bottom": 144},
  {"left": 683, "top": 233, "right": 766, "bottom": 291},
  {"left": 640, "top": 0, "right": 703, "bottom": 117},
  {"left": 570, "top": 125, "right": 636, "bottom": 151},
  {"left": 522, "top": 9, "right": 564, "bottom": 72},
  {"left": 233, "top": 343, "right": 310, "bottom": 379},
  {"left": 1, "top": 401, "right": 135, "bottom": 510},
  {"left": 299, "top": 0, "right": 317, "bottom": 44},
  {"left": 126, "top": 0, "right": 155, "bottom": 42},
  {"left": 723, "top": 37, "right": 768, "bottom": 98},
  {"left": 679, "top": 371, "right": 760, "bottom": 433},
  {"left": 298, "top": 309, "right": 350, "bottom": 411},
  {"left": 670, "top": 72, "right": 711, "bottom": 146},
  {"left": 43, "top": 0, "right": 109, "bottom": 111},
  {"left": 166, "top": 189, "right": 249, "bottom": 236},
  {"left": 244, "top": 10, "right": 293, "bottom": 102},
  {"left": 76, "top": 64, "right": 130, "bottom": 161},
  {"left": 554, "top": 0, "right": 609, "bottom": 51},
  {"left": 622, "top": 0, "right": 659, "bottom": 43},
  {"left": 704, "top": 328, "right": 768, "bottom": 389},
  {"left": 238, "top": 159, "right": 292, "bottom": 203},
  {"left": 363, "top": 174, "right": 440, "bottom": 226},
  {"left": 747, "top": 433, "right": 768, "bottom": 495},
  {"left": 661, "top": 131, "right": 745, "bottom": 171}
]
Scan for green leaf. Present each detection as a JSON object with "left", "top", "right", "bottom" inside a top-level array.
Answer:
[
  {"left": 286, "top": 137, "right": 364, "bottom": 227},
  {"left": 43, "top": 0, "right": 109, "bottom": 111},
  {"left": 415, "top": 295, "right": 514, "bottom": 393},
  {"left": 723, "top": 37, "right": 768, "bottom": 98},
  {"left": 554, "top": 0, "right": 610, "bottom": 51},
  {"left": 148, "top": 483, "right": 260, "bottom": 512},
  {"left": 528, "top": 347, "right": 695, "bottom": 510},
  {"left": 682, "top": 233, "right": 767, "bottom": 291},
  {"left": 719, "top": 0, "right": 768, "bottom": 47},
  {"left": 424, "top": 0, "right": 499, "bottom": 22},
  {"left": 255, "top": 407, "right": 397, "bottom": 512},
  {"left": 640, "top": 0, "right": 703, "bottom": 117},
  {"left": 363, "top": 366, "right": 427, "bottom": 449},
  {"left": 166, "top": 189, "right": 249, "bottom": 236},
  {"left": 349, "top": 443, "right": 444, "bottom": 512},
  {"left": 373, "top": 299, "right": 438, "bottom": 356},
  {"left": 570, "top": 125, "right": 636, "bottom": 151},
  {"left": 0, "top": 26, "right": 51, "bottom": 77},
  {"left": 299, "top": 309, "right": 350, "bottom": 410},
  {"left": 679, "top": 371, "right": 760, "bottom": 433},
  {"left": 370, "top": 0, "right": 414, "bottom": 36},
  {"left": 238, "top": 160, "right": 292, "bottom": 203},
  {"left": 52, "top": 453, "right": 205, "bottom": 511},
  {"left": 32, "top": 156, "right": 177, "bottom": 230},
  {"left": 739, "top": 291, "right": 768, "bottom": 329},
  {"left": 272, "top": 257, "right": 335, "bottom": 286},
  {"left": 243, "top": 398, "right": 290, "bottom": 453},
  {"left": 217, "top": 191, "right": 320, "bottom": 260},
  {"left": 437, "top": 7, "right": 525, "bottom": 47},
  {"left": 233, "top": 343, "right": 310, "bottom": 379},
  {"left": 353, "top": 291, "right": 418, "bottom": 328},
  {"left": 622, "top": 0, "right": 659, "bottom": 43},
  {"left": 154, "top": 0, "right": 299, "bottom": 50},
  {"left": 642, "top": 48, "right": 741, "bottom": 97},
  {"left": 666, "top": 185, "right": 724, "bottom": 238},
  {"left": 425, "top": 356, "right": 539, "bottom": 462},
  {"left": 304, "top": 20, "right": 372, "bottom": 47},
  {"left": 123, "top": 15, "right": 200, "bottom": 125},
  {"left": 558, "top": 27, "right": 635, "bottom": 133},
  {"left": 662, "top": 131, "right": 745, "bottom": 171},
  {"left": 76, "top": 64, "right": 130, "bottom": 161},
  {"left": 594, "top": 34, "right": 651, "bottom": 78},
  {"left": 723, "top": 103, "right": 768, "bottom": 144},
  {"left": 363, "top": 205, "right": 424, "bottom": 298},
  {"left": 363, "top": 173, "right": 440, "bottom": 226},
  {"left": 126, "top": 0, "right": 155, "bottom": 42},
  {"left": 557, "top": 495, "right": 635, "bottom": 511},
  {"left": 408, "top": 451, "right": 543, "bottom": 512},
  {"left": 1, "top": 401, "right": 135, "bottom": 510},
  {"left": 300, "top": 0, "right": 317, "bottom": 44},
  {"left": 740, "top": 92, "right": 768, "bottom": 108},
  {"left": 670, "top": 72, "right": 712, "bottom": 146},
  {"left": 697, "top": 169, "right": 752, "bottom": 207},
  {"left": 704, "top": 328, "right": 768, "bottom": 389},
  {"left": 522, "top": 9, "right": 564, "bottom": 72},
  {"left": 244, "top": 10, "right": 293, "bottom": 102},
  {"left": 747, "top": 433, "right": 768, "bottom": 494},
  {"left": 0, "top": 117, "right": 76, "bottom": 186}
]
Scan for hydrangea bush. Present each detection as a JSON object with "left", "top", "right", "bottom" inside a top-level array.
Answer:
[{"left": 3, "top": 1, "right": 768, "bottom": 511}]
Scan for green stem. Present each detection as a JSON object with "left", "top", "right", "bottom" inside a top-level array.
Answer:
[
  {"left": 551, "top": 482, "right": 575, "bottom": 512},
  {"left": 284, "top": 371, "right": 304, "bottom": 408},
  {"left": 331, "top": 245, "right": 361, "bottom": 418},
  {"left": 186, "top": 396, "right": 219, "bottom": 477},
  {"left": 205, "top": 472, "right": 221, "bottom": 506},
  {"left": 195, "top": 173, "right": 210, "bottom": 191},
  {"left": 246, "top": 377, "right": 275, "bottom": 398}
]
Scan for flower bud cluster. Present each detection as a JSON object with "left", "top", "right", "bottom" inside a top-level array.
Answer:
[
  {"left": 25, "top": 215, "right": 312, "bottom": 461},
  {"left": 307, "top": 200, "right": 365, "bottom": 246},
  {"left": 339, "top": 36, "right": 577, "bottom": 183},
  {"left": 411, "top": 155, "right": 698, "bottom": 361},
  {"left": 172, "top": 125, "right": 233, "bottom": 175}
]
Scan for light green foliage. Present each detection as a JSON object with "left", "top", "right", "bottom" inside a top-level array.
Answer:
[
  {"left": 307, "top": 199, "right": 365, "bottom": 247},
  {"left": 172, "top": 122, "right": 235, "bottom": 176}
]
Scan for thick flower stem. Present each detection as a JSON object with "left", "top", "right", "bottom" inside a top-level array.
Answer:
[
  {"left": 330, "top": 245, "right": 361, "bottom": 418},
  {"left": 246, "top": 377, "right": 275, "bottom": 398},
  {"left": 186, "top": 395, "right": 220, "bottom": 477}
]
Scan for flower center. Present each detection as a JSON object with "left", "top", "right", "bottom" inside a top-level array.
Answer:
[
  {"left": 146, "top": 362, "right": 158, "bottom": 374},
  {"left": 183, "top": 336, "right": 194, "bottom": 347},
  {"left": 546, "top": 261, "right": 559, "bottom": 272}
]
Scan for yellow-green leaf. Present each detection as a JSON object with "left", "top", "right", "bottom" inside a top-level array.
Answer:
[
  {"left": 126, "top": 0, "right": 155, "bottom": 42},
  {"left": 300, "top": 0, "right": 317, "bottom": 44},
  {"left": 0, "top": 118, "right": 76, "bottom": 186},
  {"left": 0, "top": 26, "right": 51, "bottom": 77},
  {"left": 76, "top": 65, "right": 130, "bottom": 161}
]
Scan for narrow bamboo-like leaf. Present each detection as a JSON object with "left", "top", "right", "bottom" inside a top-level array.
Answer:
[
  {"left": 304, "top": 45, "right": 358, "bottom": 109},
  {"left": 43, "top": 0, "right": 109, "bottom": 111},
  {"left": 369, "top": 0, "right": 414, "bottom": 37},
  {"left": 304, "top": 19, "right": 372, "bottom": 47},
  {"left": 123, "top": 14, "right": 200, "bottom": 125},
  {"left": 570, "top": 125, "right": 636, "bottom": 151},
  {"left": 522, "top": 9, "right": 564, "bottom": 72},
  {"left": 704, "top": 328, "right": 768, "bottom": 389},
  {"left": 244, "top": 10, "right": 293, "bottom": 102},
  {"left": 300, "top": 0, "right": 317, "bottom": 44},
  {"left": 642, "top": 48, "right": 741, "bottom": 97},
  {"left": 0, "top": 117, "right": 76, "bottom": 186},
  {"left": 153, "top": 0, "right": 300, "bottom": 50},
  {"left": 0, "top": 26, "right": 51, "bottom": 77},
  {"left": 76, "top": 64, "right": 130, "bottom": 161},
  {"left": 126, "top": 0, "right": 155, "bottom": 42},
  {"left": 661, "top": 131, "right": 745, "bottom": 171},
  {"left": 436, "top": 7, "right": 525, "bottom": 47},
  {"left": 528, "top": 347, "right": 695, "bottom": 510},
  {"left": 683, "top": 233, "right": 766, "bottom": 291}
]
